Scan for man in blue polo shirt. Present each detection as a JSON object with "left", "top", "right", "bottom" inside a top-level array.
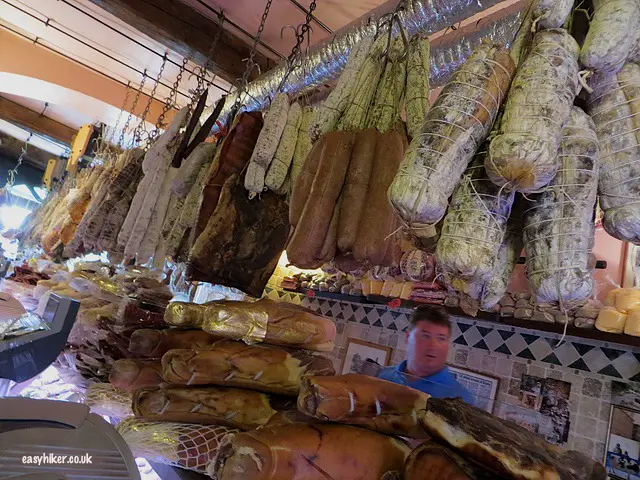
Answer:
[{"left": 377, "top": 305, "right": 473, "bottom": 403}]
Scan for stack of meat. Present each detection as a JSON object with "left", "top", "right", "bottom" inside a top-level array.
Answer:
[
  {"left": 216, "top": 374, "right": 605, "bottom": 480},
  {"left": 85, "top": 298, "right": 337, "bottom": 476},
  {"left": 29, "top": 267, "right": 173, "bottom": 381}
]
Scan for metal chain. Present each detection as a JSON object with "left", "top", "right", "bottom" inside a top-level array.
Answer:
[
  {"left": 230, "top": 0, "right": 273, "bottom": 120},
  {"left": 5, "top": 141, "right": 27, "bottom": 188},
  {"left": 120, "top": 71, "right": 148, "bottom": 148},
  {"left": 109, "top": 81, "right": 132, "bottom": 144},
  {"left": 277, "top": 0, "right": 318, "bottom": 92},
  {"left": 154, "top": 55, "right": 189, "bottom": 139},
  {"left": 134, "top": 53, "right": 168, "bottom": 145},
  {"left": 194, "top": 11, "right": 227, "bottom": 99}
]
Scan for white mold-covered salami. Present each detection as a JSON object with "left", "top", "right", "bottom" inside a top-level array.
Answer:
[
  {"left": 523, "top": 107, "right": 599, "bottom": 304},
  {"left": 310, "top": 35, "right": 374, "bottom": 141},
  {"left": 265, "top": 102, "right": 302, "bottom": 193},
  {"left": 141, "top": 107, "right": 189, "bottom": 175},
  {"left": 589, "top": 62, "right": 640, "bottom": 243},
  {"left": 247, "top": 93, "right": 289, "bottom": 170},
  {"left": 136, "top": 167, "right": 179, "bottom": 263},
  {"left": 118, "top": 110, "right": 188, "bottom": 248},
  {"left": 244, "top": 161, "right": 267, "bottom": 198},
  {"left": 166, "top": 163, "right": 210, "bottom": 259},
  {"left": 581, "top": 0, "right": 640, "bottom": 74},
  {"left": 388, "top": 43, "right": 515, "bottom": 227},
  {"left": 532, "top": 0, "right": 573, "bottom": 29},
  {"left": 487, "top": 29, "right": 580, "bottom": 192},
  {"left": 171, "top": 142, "right": 217, "bottom": 198}
]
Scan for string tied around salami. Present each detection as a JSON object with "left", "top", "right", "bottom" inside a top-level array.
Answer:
[
  {"left": 586, "top": 63, "right": 640, "bottom": 243},
  {"left": 388, "top": 43, "right": 516, "bottom": 230}
]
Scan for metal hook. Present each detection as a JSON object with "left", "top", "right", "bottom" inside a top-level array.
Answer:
[
  {"left": 379, "top": 12, "right": 409, "bottom": 62},
  {"left": 241, "top": 58, "right": 261, "bottom": 77},
  {"left": 281, "top": 24, "right": 298, "bottom": 39}
]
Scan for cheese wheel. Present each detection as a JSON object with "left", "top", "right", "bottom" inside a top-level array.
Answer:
[
  {"left": 604, "top": 288, "right": 624, "bottom": 307},
  {"left": 596, "top": 306, "right": 627, "bottom": 334},
  {"left": 625, "top": 309, "right": 640, "bottom": 336},
  {"left": 615, "top": 289, "right": 640, "bottom": 314}
]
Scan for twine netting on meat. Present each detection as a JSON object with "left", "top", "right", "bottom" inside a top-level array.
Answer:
[
  {"left": 588, "top": 70, "right": 640, "bottom": 207},
  {"left": 484, "top": 31, "right": 581, "bottom": 192},
  {"left": 586, "top": 64, "right": 640, "bottom": 246},
  {"left": 116, "top": 418, "right": 238, "bottom": 476},
  {"left": 437, "top": 156, "right": 515, "bottom": 282},
  {"left": 391, "top": 48, "right": 512, "bottom": 232},
  {"left": 85, "top": 383, "right": 133, "bottom": 420},
  {"left": 521, "top": 107, "right": 599, "bottom": 345}
]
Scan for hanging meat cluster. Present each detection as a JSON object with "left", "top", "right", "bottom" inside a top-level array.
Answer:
[
  {"left": 379, "top": 0, "right": 639, "bottom": 315},
  {"left": 286, "top": 28, "right": 431, "bottom": 272}
]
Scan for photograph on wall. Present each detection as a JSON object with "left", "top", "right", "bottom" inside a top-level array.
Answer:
[
  {"left": 606, "top": 405, "right": 640, "bottom": 479},
  {"left": 341, "top": 338, "right": 392, "bottom": 375},
  {"left": 504, "top": 405, "right": 541, "bottom": 434},
  {"left": 513, "top": 374, "right": 571, "bottom": 445},
  {"left": 612, "top": 381, "right": 640, "bottom": 411},
  {"left": 449, "top": 366, "right": 499, "bottom": 414}
]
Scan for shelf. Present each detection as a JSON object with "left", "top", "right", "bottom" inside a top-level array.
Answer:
[{"left": 282, "top": 288, "right": 640, "bottom": 349}]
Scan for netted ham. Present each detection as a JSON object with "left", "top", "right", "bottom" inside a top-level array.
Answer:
[
  {"left": 523, "top": 107, "right": 599, "bottom": 304},
  {"left": 117, "top": 418, "right": 238, "bottom": 477},
  {"left": 297, "top": 374, "right": 430, "bottom": 438},
  {"left": 133, "top": 386, "right": 277, "bottom": 430},
  {"left": 213, "top": 423, "right": 409, "bottom": 480},
  {"left": 161, "top": 340, "right": 335, "bottom": 396}
]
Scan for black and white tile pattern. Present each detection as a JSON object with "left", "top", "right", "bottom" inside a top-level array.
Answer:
[{"left": 264, "top": 287, "right": 640, "bottom": 382}]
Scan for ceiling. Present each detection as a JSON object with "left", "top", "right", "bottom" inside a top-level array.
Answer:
[
  {"left": 182, "top": 0, "right": 389, "bottom": 59},
  {"left": 1, "top": 93, "right": 92, "bottom": 131},
  {"left": 0, "top": 0, "right": 521, "bottom": 168}
]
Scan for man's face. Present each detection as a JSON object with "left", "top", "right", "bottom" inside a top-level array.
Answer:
[{"left": 406, "top": 320, "right": 450, "bottom": 377}]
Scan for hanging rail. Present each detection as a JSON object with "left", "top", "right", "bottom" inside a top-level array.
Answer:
[{"left": 213, "top": 0, "right": 525, "bottom": 126}]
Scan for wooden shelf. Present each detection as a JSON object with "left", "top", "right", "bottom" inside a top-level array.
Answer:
[{"left": 283, "top": 288, "right": 640, "bottom": 349}]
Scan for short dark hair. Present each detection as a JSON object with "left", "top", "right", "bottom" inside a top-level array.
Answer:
[{"left": 410, "top": 305, "right": 451, "bottom": 333}]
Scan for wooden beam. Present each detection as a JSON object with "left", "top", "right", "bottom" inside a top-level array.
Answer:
[
  {"left": 86, "top": 0, "right": 274, "bottom": 85},
  {"left": 0, "top": 132, "right": 51, "bottom": 171},
  {"left": 0, "top": 97, "right": 76, "bottom": 146}
]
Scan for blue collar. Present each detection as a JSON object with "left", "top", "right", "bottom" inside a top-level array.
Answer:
[{"left": 396, "top": 360, "right": 451, "bottom": 381}]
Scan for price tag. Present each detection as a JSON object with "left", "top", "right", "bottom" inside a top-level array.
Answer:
[{"left": 387, "top": 298, "right": 401, "bottom": 308}]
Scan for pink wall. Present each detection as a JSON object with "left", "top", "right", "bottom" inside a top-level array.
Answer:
[{"left": 507, "top": 227, "right": 626, "bottom": 302}]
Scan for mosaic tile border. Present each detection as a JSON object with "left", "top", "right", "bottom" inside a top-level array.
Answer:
[{"left": 264, "top": 287, "right": 640, "bottom": 382}]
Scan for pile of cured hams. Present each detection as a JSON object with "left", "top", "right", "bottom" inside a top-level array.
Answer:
[{"left": 82, "top": 293, "right": 605, "bottom": 480}]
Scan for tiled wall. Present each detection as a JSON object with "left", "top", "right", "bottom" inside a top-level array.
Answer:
[{"left": 264, "top": 287, "right": 640, "bottom": 462}]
